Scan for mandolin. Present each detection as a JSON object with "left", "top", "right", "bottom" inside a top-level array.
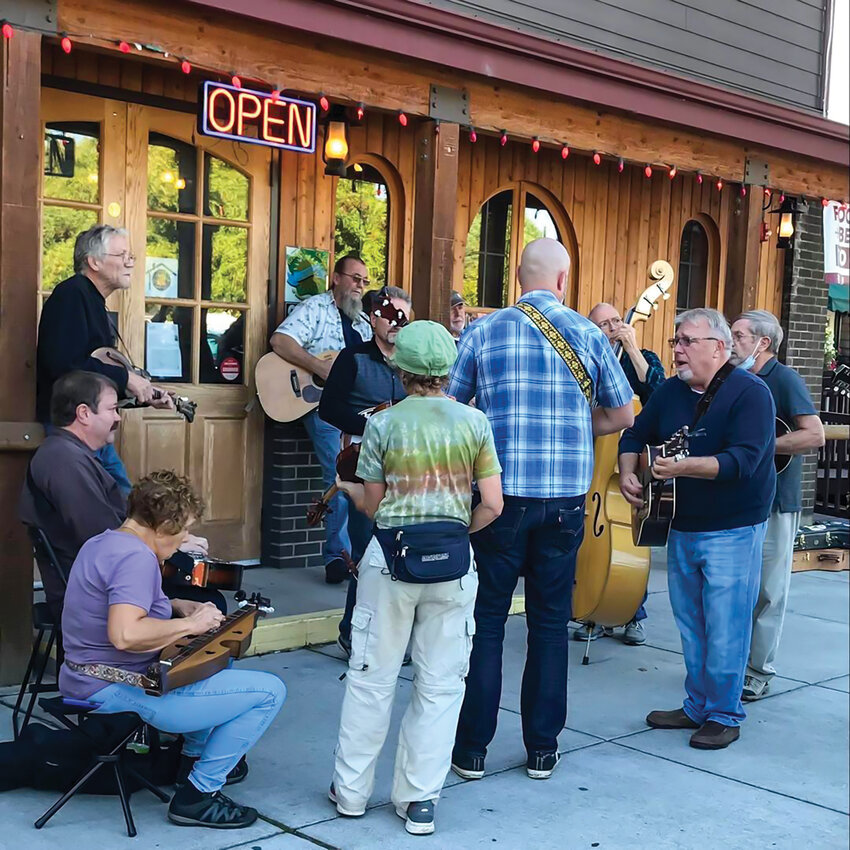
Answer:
[
  {"left": 90, "top": 347, "right": 197, "bottom": 423},
  {"left": 572, "top": 260, "right": 674, "bottom": 629}
]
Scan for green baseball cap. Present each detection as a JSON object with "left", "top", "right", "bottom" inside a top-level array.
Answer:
[{"left": 390, "top": 320, "right": 458, "bottom": 377}]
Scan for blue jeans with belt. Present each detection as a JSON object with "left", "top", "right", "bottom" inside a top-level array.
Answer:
[
  {"left": 455, "top": 494, "right": 585, "bottom": 759},
  {"left": 91, "top": 668, "right": 286, "bottom": 792},
  {"left": 302, "top": 410, "right": 349, "bottom": 565},
  {"left": 667, "top": 522, "right": 767, "bottom": 727}
]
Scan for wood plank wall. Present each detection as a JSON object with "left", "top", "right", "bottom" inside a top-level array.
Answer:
[{"left": 454, "top": 133, "right": 784, "bottom": 363}]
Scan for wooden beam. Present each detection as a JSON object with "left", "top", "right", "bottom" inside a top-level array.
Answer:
[
  {"left": 57, "top": 0, "right": 849, "bottom": 201},
  {"left": 0, "top": 423, "right": 46, "bottom": 451},
  {"left": 411, "top": 122, "right": 459, "bottom": 324},
  {"left": 0, "top": 30, "right": 42, "bottom": 685},
  {"left": 724, "top": 189, "right": 766, "bottom": 318}
]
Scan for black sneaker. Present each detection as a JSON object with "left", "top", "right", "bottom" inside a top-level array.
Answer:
[
  {"left": 168, "top": 785, "right": 258, "bottom": 829},
  {"left": 325, "top": 558, "right": 349, "bottom": 584},
  {"left": 451, "top": 750, "right": 485, "bottom": 780},
  {"left": 396, "top": 799, "right": 435, "bottom": 835},
  {"left": 527, "top": 751, "right": 560, "bottom": 779},
  {"left": 175, "top": 754, "right": 248, "bottom": 787},
  {"left": 337, "top": 633, "right": 352, "bottom": 659}
]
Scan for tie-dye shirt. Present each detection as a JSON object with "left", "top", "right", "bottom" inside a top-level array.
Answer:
[{"left": 356, "top": 395, "right": 502, "bottom": 528}]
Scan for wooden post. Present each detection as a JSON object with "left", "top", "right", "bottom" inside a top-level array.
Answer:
[
  {"left": 0, "top": 30, "right": 41, "bottom": 684},
  {"left": 411, "top": 121, "right": 459, "bottom": 325},
  {"left": 723, "top": 188, "right": 763, "bottom": 318}
]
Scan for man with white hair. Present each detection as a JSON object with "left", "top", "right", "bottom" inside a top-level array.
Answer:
[
  {"left": 36, "top": 225, "right": 173, "bottom": 492},
  {"left": 730, "top": 310, "right": 824, "bottom": 701},
  {"left": 449, "top": 238, "right": 634, "bottom": 781},
  {"left": 619, "top": 308, "right": 776, "bottom": 749}
]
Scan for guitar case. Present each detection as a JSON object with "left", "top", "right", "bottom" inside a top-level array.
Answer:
[{"left": 794, "top": 519, "right": 849, "bottom": 552}]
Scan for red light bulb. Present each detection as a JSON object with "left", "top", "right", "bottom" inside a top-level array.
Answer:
[
  {"left": 531, "top": 137, "right": 540, "bottom": 153},
  {"left": 356, "top": 103, "right": 364, "bottom": 121},
  {"left": 398, "top": 110, "right": 408, "bottom": 127},
  {"left": 696, "top": 172, "right": 703, "bottom": 185},
  {"left": 60, "top": 34, "right": 72, "bottom": 54},
  {"left": 669, "top": 165, "right": 677, "bottom": 179},
  {"left": 764, "top": 188, "right": 772, "bottom": 198},
  {"left": 593, "top": 152, "right": 601, "bottom": 166},
  {"left": 741, "top": 185, "right": 747, "bottom": 197},
  {"left": 2, "top": 22, "right": 13, "bottom": 39},
  {"left": 644, "top": 164, "right": 652, "bottom": 178},
  {"left": 618, "top": 158, "right": 625, "bottom": 173},
  {"left": 271, "top": 89, "right": 281, "bottom": 102},
  {"left": 231, "top": 75, "right": 241, "bottom": 88},
  {"left": 469, "top": 128, "right": 478, "bottom": 144},
  {"left": 180, "top": 59, "right": 191, "bottom": 74},
  {"left": 822, "top": 197, "right": 829, "bottom": 207},
  {"left": 561, "top": 144, "right": 569, "bottom": 159},
  {"left": 779, "top": 193, "right": 785, "bottom": 203},
  {"left": 500, "top": 131, "right": 508, "bottom": 147},
  {"left": 118, "top": 41, "right": 130, "bottom": 53},
  {"left": 716, "top": 178, "right": 724, "bottom": 191},
  {"left": 319, "top": 95, "right": 329, "bottom": 112}
]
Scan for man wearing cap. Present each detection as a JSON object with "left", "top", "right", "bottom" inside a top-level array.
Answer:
[
  {"left": 331, "top": 321, "right": 503, "bottom": 836},
  {"left": 450, "top": 292, "right": 467, "bottom": 341},
  {"left": 449, "top": 238, "right": 634, "bottom": 782},
  {"left": 318, "top": 286, "right": 410, "bottom": 657}
]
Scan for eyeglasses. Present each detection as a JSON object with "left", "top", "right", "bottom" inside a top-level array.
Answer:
[
  {"left": 372, "top": 290, "right": 409, "bottom": 328},
  {"left": 104, "top": 251, "right": 136, "bottom": 265},
  {"left": 338, "top": 271, "right": 371, "bottom": 287},
  {"left": 731, "top": 331, "right": 756, "bottom": 342},
  {"left": 597, "top": 317, "right": 623, "bottom": 331},
  {"left": 667, "top": 336, "right": 721, "bottom": 349}
]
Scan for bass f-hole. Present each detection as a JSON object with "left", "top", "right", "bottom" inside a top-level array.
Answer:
[{"left": 591, "top": 491, "right": 605, "bottom": 537}]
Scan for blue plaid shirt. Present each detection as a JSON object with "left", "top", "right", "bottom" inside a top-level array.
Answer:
[{"left": 448, "top": 290, "right": 632, "bottom": 498}]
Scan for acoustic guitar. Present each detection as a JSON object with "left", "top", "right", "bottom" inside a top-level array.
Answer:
[
  {"left": 631, "top": 426, "right": 692, "bottom": 547},
  {"left": 572, "top": 260, "right": 674, "bottom": 629},
  {"left": 90, "top": 347, "right": 197, "bottom": 423},
  {"left": 255, "top": 350, "right": 338, "bottom": 422}
]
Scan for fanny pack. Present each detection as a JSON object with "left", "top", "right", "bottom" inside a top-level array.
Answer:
[{"left": 373, "top": 521, "right": 471, "bottom": 584}]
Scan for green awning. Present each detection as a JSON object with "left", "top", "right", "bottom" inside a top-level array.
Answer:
[{"left": 829, "top": 284, "right": 849, "bottom": 313}]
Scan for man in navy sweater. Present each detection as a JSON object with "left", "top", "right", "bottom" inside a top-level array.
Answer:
[{"left": 619, "top": 308, "right": 776, "bottom": 750}]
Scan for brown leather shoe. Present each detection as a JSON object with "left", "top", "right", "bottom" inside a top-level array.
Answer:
[
  {"left": 646, "top": 708, "right": 701, "bottom": 730},
  {"left": 689, "top": 721, "right": 740, "bottom": 749}
]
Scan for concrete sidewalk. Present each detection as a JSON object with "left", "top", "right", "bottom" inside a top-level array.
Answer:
[{"left": 1, "top": 564, "right": 847, "bottom": 849}]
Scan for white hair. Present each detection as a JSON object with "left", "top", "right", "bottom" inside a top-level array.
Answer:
[
  {"left": 736, "top": 309, "right": 784, "bottom": 353},
  {"left": 675, "top": 307, "right": 732, "bottom": 351},
  {"left": 74, "top": 225, "right": 128, "bottom": 274}
]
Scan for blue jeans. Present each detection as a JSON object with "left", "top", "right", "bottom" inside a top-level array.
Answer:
[
  {"left": 303, "top": 410, "right": 349, "bottom": 565},
  {"left": 339, "top": 496, "right": 375, "bottom": 642},
  {"left": 91, "top": 668, "right": 286, "bottom": 792},
  {"left": 455, "top": 495, "right": 585, "bottom": 758},
  {"left": 634, "top": 590, "right": 648, "bottom": 622},
  {"left": 667, "top": 523, "right": 767, "bottom": 727}
]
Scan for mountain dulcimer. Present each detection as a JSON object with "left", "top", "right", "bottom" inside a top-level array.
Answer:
[{"left": 143, "top": 593, "right": 273, "bottom": 696}]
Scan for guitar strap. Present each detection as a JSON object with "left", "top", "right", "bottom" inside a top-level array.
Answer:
[
  {"left": 690, "top": 361, "right": 735, "bottom": 429},
  {"left": 513, "top": 301, "right": 593, "bottom": 406}
]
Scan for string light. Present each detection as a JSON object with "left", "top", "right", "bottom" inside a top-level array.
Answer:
[
  {"left": 180, "top": 59, "right": 191, "bottom": 74},
  {"left": 531, "top": 137, "right": 540, "bottom": 153},
  {"left": 270, "top": 88, "right": 281, "bottom": 102},
  {"left": 561, "top": 144, "right": 569, "bottom": 159},
  {"left": 644, "top": 164, "right": 652, "bottom": 178},
  {"left": 696, "top": 172, "right": 703, "bottom": 184},
  {"left": 669, "top": 164, "right": 677, "bottom": 179},
  {"left": 60, "top": 33, "right": 72, "bottom": 53},
  {"left": 397, "top": 110, "right": 408, "bottom": 127},
  {"left": 231, "top": 74, "right": 241, "bottom": 88},
  {"left": 356, "top": 103, "right": 365, "bottom": 121},
  {"left": 822, "top": 197, "right": 830, "bottom": 207},
  {"left": 618, "top": 157, "right": 625, "bottom": 173},
  {"left": 741, "top": 185, "right": 747, "bottom": 197},
  {"left": 319, "top": 94, "right": 329, "bottom": 112},
  {"left": 716, "top": 178, "right": 724, "bottom": 191},
  {"left": 500, "top": 130, "right": 508, "bottom": 146},
  {"left": 764, "top": 188, "right": 772, "bottom": 198},
  {"left": 593, "top": 151, "right": 601, "bottom": 166},
  {"left": 118, "top": 40, "right": 130, "bottom": 53},
  {"left": 469, "top": 127, "right": 478, "bottom": 143},
  {"left": 780, "top": 192, "right": 786, "bottom": 203}
]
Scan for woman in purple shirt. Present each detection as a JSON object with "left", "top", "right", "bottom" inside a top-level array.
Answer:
[{"left": 61, "top": 470, "right": 285, "bottom": 829}]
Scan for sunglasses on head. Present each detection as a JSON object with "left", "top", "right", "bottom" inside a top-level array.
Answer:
[{"left": 371, "top": 288, "right": 409, "bottom": 328}]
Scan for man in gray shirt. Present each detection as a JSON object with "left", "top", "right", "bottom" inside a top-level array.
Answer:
[{"left": 20, "top": 371, "right": 212, "bottom": 618}]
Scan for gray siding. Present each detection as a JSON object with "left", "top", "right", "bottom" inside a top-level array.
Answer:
[{"left": 424, "top": 0, "right": 827, "bottom": 111}]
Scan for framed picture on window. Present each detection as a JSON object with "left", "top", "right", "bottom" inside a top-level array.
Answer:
[{"left": 284, "top": 247, "right": 328, "bottom": 304}]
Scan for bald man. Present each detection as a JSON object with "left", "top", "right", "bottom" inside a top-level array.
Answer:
[{"left": 449, "top": 238, "right": 634, "bottom": 782}]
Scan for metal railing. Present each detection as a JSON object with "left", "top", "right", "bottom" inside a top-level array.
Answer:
[{"left": 816, "top": 374, "right": 849, "bottom": 517}]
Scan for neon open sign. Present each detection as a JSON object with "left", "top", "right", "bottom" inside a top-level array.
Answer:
[{"left": 199, "top": 81, "right": 317, "bottom": 153}]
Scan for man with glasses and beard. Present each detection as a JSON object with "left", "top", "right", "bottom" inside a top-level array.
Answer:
[
  {"left": 618, "top": 308, "right": 776, "bottom": 750},
  {"left": 270, "top": 255, "right": 373, "bottom": 583},
  {"left": 36, "top": 225, "right": 174, "bottom": 493},
  {"left": 318, "top": 286, "right": 411, "bottom": 657}
]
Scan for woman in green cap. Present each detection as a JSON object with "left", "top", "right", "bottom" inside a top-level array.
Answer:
[{"left": 329, "top": 319, "right": 503, "bottom": 836}]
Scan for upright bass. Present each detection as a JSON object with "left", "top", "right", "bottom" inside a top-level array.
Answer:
[{"left": 572, "top": 261, "right": 674, "bottom": 628}]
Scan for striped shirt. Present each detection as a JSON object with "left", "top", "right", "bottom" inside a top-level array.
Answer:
[{"left": 448, "top": 290, "right": 632, "bottom": 498}]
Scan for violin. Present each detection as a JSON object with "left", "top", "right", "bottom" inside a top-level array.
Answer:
[
  {"left": 90, "top": 346, "right": 198, "bottom": 423},
  {"left": 572, "top": 260, "right": 674, "bottom": 630}
]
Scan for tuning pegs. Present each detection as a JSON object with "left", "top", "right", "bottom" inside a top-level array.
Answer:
[
  {"left": 652, "top": 303, "right": 659, "bottom": 310},
  {"left": 662, "top": 292, "right": 671, "bottom": 300}
]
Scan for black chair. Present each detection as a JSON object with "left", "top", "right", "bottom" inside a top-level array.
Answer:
[
  {"left": 13, "top": 527, "right": 69, "bottom": 739},
  {"left": 34, "top": 697, "right": 170, "bottom": 837}
]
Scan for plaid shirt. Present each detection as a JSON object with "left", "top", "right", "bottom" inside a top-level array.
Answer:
[{"left": 448, "top": 290, "right": 632, "bottom": 498}]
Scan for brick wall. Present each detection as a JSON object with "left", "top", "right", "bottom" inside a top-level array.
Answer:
[
  {"left": 261, "top": 418, "right": 326, "bottom": 568},
  {"left": 779, "top": 202, "right": 827, "bottom": 518}
]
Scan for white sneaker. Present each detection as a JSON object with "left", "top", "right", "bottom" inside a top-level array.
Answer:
[{"left": 328, "top": 783, "right": 365, "bottom": 817}]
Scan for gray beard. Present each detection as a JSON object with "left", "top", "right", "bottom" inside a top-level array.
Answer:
[
  {"left": 338, "top": 291, "right": 362, "bottom": 321},
  {"left": 676, "top": 367, "right": 694, "bottom": 384}
]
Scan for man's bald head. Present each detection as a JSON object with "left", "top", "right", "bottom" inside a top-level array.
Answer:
[
  {"left": 588, "top": 302, "right": 618, "bottom": 325},
  {"left": 518, "top": 238, "right": 570, "bottom": 301}
]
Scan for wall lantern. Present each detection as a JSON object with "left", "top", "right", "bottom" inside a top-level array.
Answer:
[
  {"left": 322, "top": 105, "right": 349, "bottom": 177},
  {"left": 771, "top": 196, "right": 799, "bottom": 250}
]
